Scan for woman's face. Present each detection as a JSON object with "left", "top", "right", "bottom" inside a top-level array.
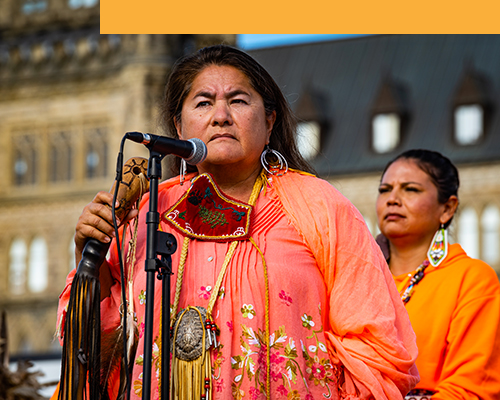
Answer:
[
  {"left": 175, "top": 65, "right": 276, "bottom": 175},
  {"left": 376, "top": 158, "right": 453, "bottom": 245}
]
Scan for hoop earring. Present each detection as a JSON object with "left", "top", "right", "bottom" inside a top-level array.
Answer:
[
  {"left": 427, "top": 224, "right": 448, "bottom": 267},
  {"left": 260, "top": 145, "right": 288, "bottom": 176},
  {"left": 180, "top": 159, "right": 187, "bottom": 186}
]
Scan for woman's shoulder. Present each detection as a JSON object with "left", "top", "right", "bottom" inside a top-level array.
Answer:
[
  {"left": 444, "top": 243, "right": 500, "bottom": 291},
  {"left": 274, "top": 170, "right": 351, "bottom": 204},
  {"left": 272, "top": 170, "right": 367, "bottom": 226}
]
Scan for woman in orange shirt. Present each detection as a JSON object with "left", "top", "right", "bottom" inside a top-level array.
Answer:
[{"left": 376, "top": 149, "right": 500, "bottom": 400}]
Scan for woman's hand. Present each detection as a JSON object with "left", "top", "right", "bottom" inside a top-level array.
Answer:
[
  {"left": 74, "top": 191, "right": 138, "bottom": 299},
  {"left": 74, "top": 191, "right": 138, "bottom": 266}
]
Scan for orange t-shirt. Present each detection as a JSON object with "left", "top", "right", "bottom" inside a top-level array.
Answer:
[{"left": 394, "top": 244, "right": 500, "bottom": 399}]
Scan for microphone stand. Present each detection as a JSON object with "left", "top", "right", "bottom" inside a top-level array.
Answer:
[{"left": 142, "top": 151, "right": 177, "bottom": 400}]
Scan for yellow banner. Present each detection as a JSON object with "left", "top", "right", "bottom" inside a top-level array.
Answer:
[{"left": 101, "top": 0, "right": 500, "bottom": 34}]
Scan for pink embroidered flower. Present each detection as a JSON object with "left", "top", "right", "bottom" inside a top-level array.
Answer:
[
  {"left": 249, "top": 386, "right": 260, "bottom": 400},
  {"left": 305, "top": 394, "right": 314, "bottom": 400},
  {"left": 197, "top": 285, "right": 212, "bottom": 300},
  {"left": 227, "top": 320, "right": 234, "bottom": 332},
  {"left": 311, "top": 361, "right": 326, "bottom": 380},
  {"left": 270, "top": 351, "right": 286, "bottom": 381},
  {"left": 278, "top": 290, "right": 292, "bottom": 306},
  {"left": 215, "top": 378, "right": 226, "bottom": 392},
  {"left": 306, "top": 355, "right": 334, "bottom": 386},
  {"left": 139, "top": 322, "right": 145, "bottom": 339},
  {"left": 277, "top": 384, "right": 288, "bottom": 396}
]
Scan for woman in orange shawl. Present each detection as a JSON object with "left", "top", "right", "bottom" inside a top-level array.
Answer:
[
  {"left": 376, "top": 149, "right": 500, "bottom": 400},
  {"left": 54, "top": 45, "right": 418, "bottom": 400}
]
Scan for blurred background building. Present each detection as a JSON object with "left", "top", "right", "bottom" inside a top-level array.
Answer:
[
  {"left": 0, "top": 0, "right": 235, "bottom": 395},
  {"left": 1, "top": 1, "right": 499, "bottom": 396}
]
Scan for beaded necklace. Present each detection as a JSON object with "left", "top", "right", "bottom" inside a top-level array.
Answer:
[{"left": 399, "top": 260, "right": 430, "bottom": 304}]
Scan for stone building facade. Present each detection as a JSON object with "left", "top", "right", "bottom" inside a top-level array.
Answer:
[{"left": 0, "top": 0, "right": 235, "bottom": 356}]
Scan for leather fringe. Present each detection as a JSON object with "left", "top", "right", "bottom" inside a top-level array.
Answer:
[{"left": 58, "top": 271, "right": 101, "bottom": 400}]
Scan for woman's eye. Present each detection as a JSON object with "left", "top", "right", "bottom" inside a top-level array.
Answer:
[
  {"left": 406, "top": 187, "right": 419, "bottom": 192},
  {"left": 196, "top": 101, "right": 210, "bottom": 107},
  {"left": 232, "top": 99, "right": 247, "bottom": 104},
  {"left": 378, "top": 187, "right": 389, "bottom": 194}
]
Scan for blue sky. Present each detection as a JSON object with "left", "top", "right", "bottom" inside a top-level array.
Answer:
[{"left": 237, "top": 34, "right": 368, "bottom": 50}]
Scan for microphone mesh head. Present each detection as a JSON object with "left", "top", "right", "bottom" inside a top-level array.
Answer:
[{"left": 186, "top": 138, "right": 208, "bottom": 165}]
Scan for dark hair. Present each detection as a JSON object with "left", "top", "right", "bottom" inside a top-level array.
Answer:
[
  {"left": 382, "top": 149, "right": 459, "bottom": 227},
  {"left": 159, "top": 44, "right": 315, "bottom": 176}
]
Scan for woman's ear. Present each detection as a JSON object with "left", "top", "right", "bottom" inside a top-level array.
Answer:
[
  {"left": 265, "top": 111, "right": 276, "bottom": 143},
  {"left": 174, "top": 117, "right": 182, "bottom": 140},
  {"left": 440, "top": 195, "right": 459, "bottom": 226}
]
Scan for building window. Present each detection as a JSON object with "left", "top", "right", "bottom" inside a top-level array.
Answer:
[
  {"left": 22, "top": 0, "right": 47, "bottom": 14},
  {"left": 9, "top": 238, "right": 27, "bottom": 295},
  {"left": 49, "top": 131, "right": 73, "bottom": 183},
  {"left": 452, "top": 65, "right": 490, "bottom": 146},
  {"left": 68, "top": 0, "right": 99, "bottom": 8},
  {"left": 454, "top": 104, "right": 483, "bottom": 145},
  {"left": 85, "top": 128, "right": 108, "bottom": 179},
  {"left": 372, "top": 113, "right": 401, "bottom": 154},
  {"left": 13, "top": 135, "right": 39, "bottom": 186},
  {"left": 370, "top": 74, "right": 408, "bottom": 154},
  {"left": 28, "top": 237, "right": 48, "bottom": 293},
  {"left": 458, "top": 207, "right": 479, "bottom": 259},
  {"left": 481, "top": 205, "right": 500, "bottom": 265},
  {"left": 297, "top": 121, "right": 321, "bottom": 160}
]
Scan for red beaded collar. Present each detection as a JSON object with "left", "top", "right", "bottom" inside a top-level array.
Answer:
[{"left": 163, "top": 173, "right": 253, "bottom": 241}]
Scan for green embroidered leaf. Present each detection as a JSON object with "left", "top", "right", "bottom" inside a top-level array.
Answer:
[
  {"left": 286, "top": 360, "right": 298, "bottom": 382},
  {"left": 285, "top": 345, "right": 298, "bottom": 359},
  {"left": 231, "top": 355, "right": 244, "bottom": 369}
]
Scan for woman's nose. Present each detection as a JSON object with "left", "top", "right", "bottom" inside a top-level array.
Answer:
[
  {"left": 211, "top": 102, "right": 233, "bottom": 126},
  {"left": 387, "top": 190, "right": 401, "bottom": 205}
]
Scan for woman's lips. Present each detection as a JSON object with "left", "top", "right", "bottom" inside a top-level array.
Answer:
[
  {"left": 385, "top": 213, "right": 405, "bottom": 221},
  {"left": 210, "top": 133, "right": 235, "bottom": 141}
]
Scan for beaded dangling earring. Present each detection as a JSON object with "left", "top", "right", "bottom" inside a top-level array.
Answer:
[
  {"left": 180, "top": 159, "right": 187, "bottom": 186},
  {"left": 427, "top": 224, "right": 448, "bottom": 267},
  {"left": 260, "top": 145, "right": 288, "bottom": 176}
]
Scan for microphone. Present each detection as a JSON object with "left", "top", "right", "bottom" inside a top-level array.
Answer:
[{"left": 126, "top": 131, "right": 207, "bottom": 165}]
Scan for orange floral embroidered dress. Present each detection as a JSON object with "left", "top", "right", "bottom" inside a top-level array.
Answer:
[{"left": 56, "top": 171, "right": 418, "bottom": 399}]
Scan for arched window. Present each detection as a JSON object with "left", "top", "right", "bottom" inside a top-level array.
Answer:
[
  {"left": 372, "top": 113, "right": 401, "bottom": 153},
  {"left": 481, "top": 205, "right": 500, "bottom": 264},
  {"left": 295, "top": 88, "right": 325, "bottom": 161},
  {"left": 49, "top": 131, "right": 73, "bottom": 183},
  {"left": 370, "top": 74, "right": 408, "bottom": 154},
  {"left": 9, "top": 238, "right": 27, "bottom": 295},
  {"left": 28, "top": 236, "right": 48, "bottom": 293},
  {"left": 458, "top": 207, "right": 479, "bottom": 259},
  {"left": 13, "top": 134, "right": 39, "bottom": 186},
  {"left": 85, "top": 128, "right": 108, "bottom": 179},
  {"left": 451, "top": 65, "right": 490, "bottom": 146},
  {"left": 454, "top": 105, "right": 484, "bottom": 145},
  {"left": 297, "top": 121, "right": 321, "bottom": 160}
]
